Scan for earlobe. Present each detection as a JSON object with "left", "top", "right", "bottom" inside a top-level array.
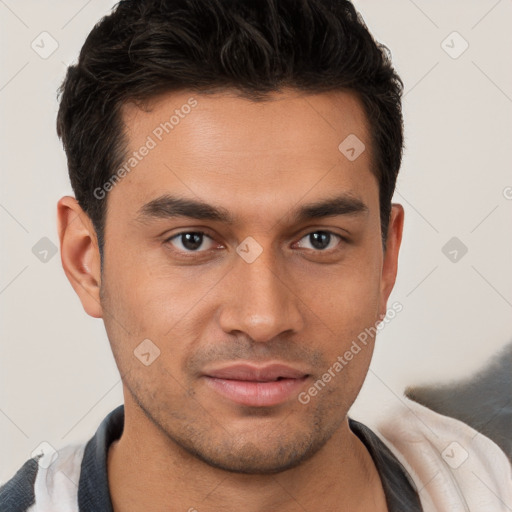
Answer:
[
  {"left": 57, "top": 196, "right": 103, "bottom": 318},
  {"left": 378, "top": 203, "right": 404, "bottom": 319}
]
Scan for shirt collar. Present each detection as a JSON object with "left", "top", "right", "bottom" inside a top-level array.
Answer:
[{"left": 77, "top": 405, "right": 421, "bottom": 511}]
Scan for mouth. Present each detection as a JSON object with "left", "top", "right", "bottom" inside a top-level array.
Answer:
[{"left": 202, "top": 363, "right": 310, "bottom": 407}]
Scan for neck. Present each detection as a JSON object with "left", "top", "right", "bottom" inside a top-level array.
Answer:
[{"left": 107, "top": 402, "right": 388, "bottom": 512}]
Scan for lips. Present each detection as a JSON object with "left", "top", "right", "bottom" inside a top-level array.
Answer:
[
  {"left": 202, "top": 363, "right": 310, "bottom": 407},
  {"left": 205, "top": 363, "right": 308, "bottom": 381}
]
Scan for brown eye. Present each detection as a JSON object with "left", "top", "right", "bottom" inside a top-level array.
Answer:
[
  {"left": 166, "top": 232, "right": 214, "bottom": 252},
  {"left": 296, "top": 231, "right": 344, "bottom": 251}
]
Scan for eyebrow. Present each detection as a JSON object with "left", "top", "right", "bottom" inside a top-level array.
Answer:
[{"left": 135, "top": 193, "right": 369, "bottom": 225}]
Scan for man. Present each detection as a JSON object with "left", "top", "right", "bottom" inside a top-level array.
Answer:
[{"left": 1, "top": 0, "right": 510, "bottom": 510}]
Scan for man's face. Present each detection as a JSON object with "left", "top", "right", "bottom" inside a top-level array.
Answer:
[{"left": 95, "top": 89, "right": 400, "bottom": 473}]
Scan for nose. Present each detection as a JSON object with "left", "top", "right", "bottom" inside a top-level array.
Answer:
[{"left": 217, "top": 246, "right": 305, "bottom": 343}]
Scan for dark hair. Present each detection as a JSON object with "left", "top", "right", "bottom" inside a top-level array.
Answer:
[{"left": 56, "top": 0, "right": 403, "bottom": 262}]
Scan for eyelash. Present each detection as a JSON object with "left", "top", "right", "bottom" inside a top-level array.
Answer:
[{"left": 163, "top": 230, "right": 347, "bottom": 256}]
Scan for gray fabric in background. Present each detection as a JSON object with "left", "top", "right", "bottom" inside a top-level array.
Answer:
[{"left": 406, "top": 341, "right": 512, "bottom": 462}]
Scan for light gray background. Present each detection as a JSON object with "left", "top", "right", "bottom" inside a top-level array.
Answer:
[{"left": 1, "top": 0, "right": 511, "bottom": 483}]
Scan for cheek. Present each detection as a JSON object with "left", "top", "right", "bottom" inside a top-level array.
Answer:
[
  {"left": 104, "top": 254, "right": 219, "bottom": 346},
  {"left": 296, "top": 262, "right": 382, "bottom": 381},
  {"left": 301, "top": 258, "right": 381, "bottom": 325}
]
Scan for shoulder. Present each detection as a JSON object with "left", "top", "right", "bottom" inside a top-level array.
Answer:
[
  {"left": 0, "top": 405, "right": 123, "bottom": 512},
  {"left": 0, "top": 443, "right": 86, "bottom": 512},
  {"left": 367, "top": 396, "right": 512, "bottom": 512},
  {"left": 0, "top": 456, "right": 40, "bottom": 512}
]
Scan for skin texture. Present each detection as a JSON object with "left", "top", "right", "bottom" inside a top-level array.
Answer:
[{"left": 57, "top": 88, "right": 404, "bottom": 512}]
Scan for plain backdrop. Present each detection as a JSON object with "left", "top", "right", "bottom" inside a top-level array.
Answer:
[{"left": 1, "top": 0, "right": 511, "bottom": 483}]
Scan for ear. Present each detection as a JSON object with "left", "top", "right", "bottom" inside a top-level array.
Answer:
[
  {"left": 378, "top": 203, "right": 404, "bottom": 319},
  {"left": 57, "top": 196, "right": 103, "bottom": 318}
]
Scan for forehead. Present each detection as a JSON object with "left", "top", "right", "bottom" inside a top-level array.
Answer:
[
  {"left": 108, "top": 88, "right": 377, "bottom": 225},
  {"left": 122, "top": 88, "right": 370, "bottom": 156}
]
